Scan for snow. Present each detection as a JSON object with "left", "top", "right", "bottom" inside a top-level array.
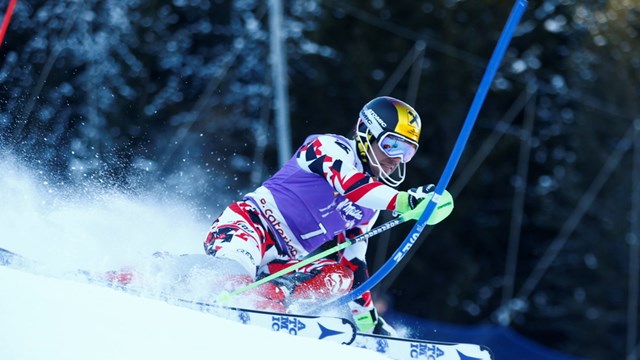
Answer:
[
  {"left": 0, "top": 155, "right": 208, "bottom": 274},
  {"left": 0, "top": 266, "right": 388, "bottom": 360},
  {"left": 0, "top": 156, "right": 390, "bottom": 360}
]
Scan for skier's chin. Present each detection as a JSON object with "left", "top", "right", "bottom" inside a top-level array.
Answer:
[{"left": 372, "top": 166, "right": 396, "bottom": 180}]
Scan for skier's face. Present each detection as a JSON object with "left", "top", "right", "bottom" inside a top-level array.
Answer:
[{"left": 369, "top": 139, "right": 402, "bottom": 177}]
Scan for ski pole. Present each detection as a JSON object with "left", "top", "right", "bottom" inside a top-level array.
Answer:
[
  {"left": 216, "top": 215, "right": 409, "bottom": 303},
  {"left": 316, "top": 0, "right": 529, "bottom": 311}
]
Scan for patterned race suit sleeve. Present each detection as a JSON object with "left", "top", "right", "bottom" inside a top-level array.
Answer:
[
  {"left": 296, "top": 134, "right": 400, "bottom": 210},
  {"left": 297, "top": 134, "right": 394, "bottom": 308}
]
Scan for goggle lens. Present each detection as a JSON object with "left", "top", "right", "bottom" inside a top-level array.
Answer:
[{"left": 378, "top": 134, "right": 418, "bottom": 163}]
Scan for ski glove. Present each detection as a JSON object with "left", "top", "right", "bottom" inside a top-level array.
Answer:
[
  {"left": 351, "top": 305, "right": 397, "bottom": 336},
  {"left": 395, "top": 185, "right": 455, "bottom": 224}
]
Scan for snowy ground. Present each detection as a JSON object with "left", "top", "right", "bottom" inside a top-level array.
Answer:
[
  {"left": 0, "top": 266, "right": 388, "bottom": 360},
  {"left": 0, "top": 156, "right": 208, "bottom": 273},
  {"left": 0, "top": 156, "right": 390, "bottom": 359}
]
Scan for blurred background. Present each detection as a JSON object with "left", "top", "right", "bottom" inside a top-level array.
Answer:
[{"left": 1, "top": 0, "right": 638, "bottom": 359}]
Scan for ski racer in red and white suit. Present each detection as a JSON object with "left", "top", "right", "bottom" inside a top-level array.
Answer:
[{"left": 204, "top": 96, "right": 453, "bottom": 335}]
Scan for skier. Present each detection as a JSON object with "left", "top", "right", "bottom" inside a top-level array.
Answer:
[{"left": 204, "top": 96, "right": 454, "bottom": 335}]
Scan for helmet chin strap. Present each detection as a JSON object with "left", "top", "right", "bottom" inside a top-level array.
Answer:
[{"left": 356, "top": 126, "right": 406, "bottom": 187}]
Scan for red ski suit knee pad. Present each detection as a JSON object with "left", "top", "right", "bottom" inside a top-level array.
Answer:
[{"left": 289, "top": 263, "right": 354, "bottom": 300}]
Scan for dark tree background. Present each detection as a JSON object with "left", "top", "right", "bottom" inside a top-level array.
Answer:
[{"left": 1, "top": 0, "right": 638, "bottom": 358}]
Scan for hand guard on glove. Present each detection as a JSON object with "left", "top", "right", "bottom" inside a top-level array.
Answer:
[
  {"left": 394, "top": 184, "right": 454, "bottom": 224},
  {"left": 350, "top": 303, "right": 397, "bottom": 336}
]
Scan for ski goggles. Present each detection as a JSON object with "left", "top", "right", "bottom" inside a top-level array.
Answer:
[{"left": 377, "top": 133, "right": 419, "bottom": 163}]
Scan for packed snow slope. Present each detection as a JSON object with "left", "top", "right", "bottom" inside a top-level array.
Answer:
[{"left": 0, "top": 266, "right": 388, "bottom": 360}]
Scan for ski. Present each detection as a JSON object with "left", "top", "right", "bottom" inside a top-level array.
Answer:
[
  {"left": 173, "top": 298, "right": 356, "bottom": 345},
  {"left": 0, "top": 247, "right": 23, "bottom": 266},
  {"left": 354, "top": 332, "right": 494, "bottom": 360},
  {"left": 166, "top": 297, "right": 494, "bottom": 359}
]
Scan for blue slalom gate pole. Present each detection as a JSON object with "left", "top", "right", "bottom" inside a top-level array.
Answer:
[{"left": 325, "top": 0, "right": 529, "bottom": 309}]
